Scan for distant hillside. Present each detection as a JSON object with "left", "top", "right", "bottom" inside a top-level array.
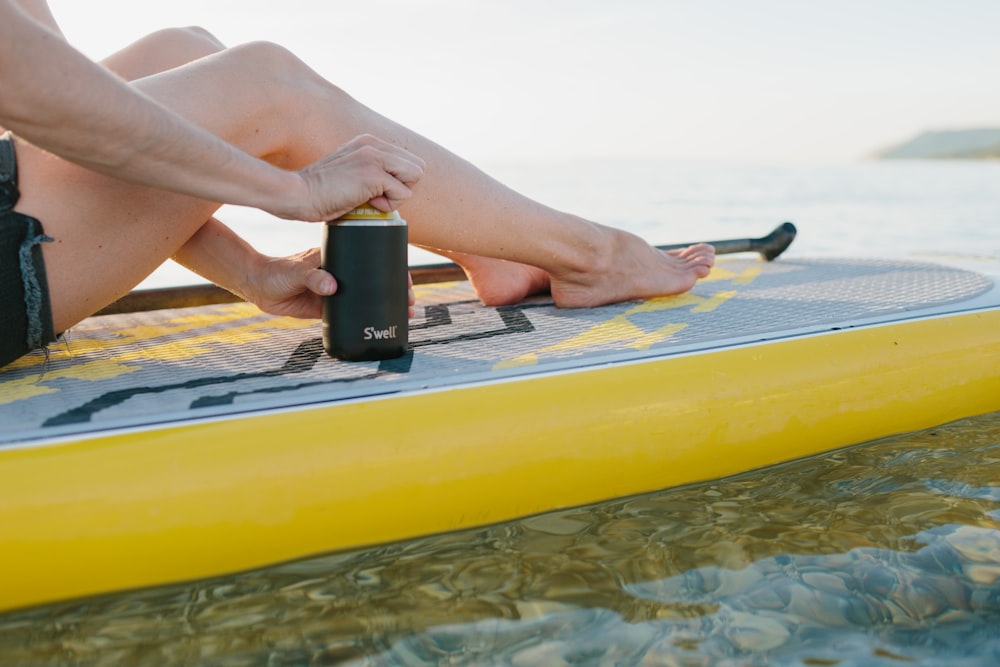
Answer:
[{"left": 875, "top": 128, "right": 1000, "bottom": 160}]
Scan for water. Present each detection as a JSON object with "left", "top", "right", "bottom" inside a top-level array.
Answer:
[
  {"left": 2, "top": 160, "right": 999, "bottom": 665},
  {"left": 0, "top": 412, "right": 998, "bottom": 666}
]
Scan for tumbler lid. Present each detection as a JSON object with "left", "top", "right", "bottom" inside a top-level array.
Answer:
[{"left": 340, "top": 206, "right": 402, "bottom": 221}]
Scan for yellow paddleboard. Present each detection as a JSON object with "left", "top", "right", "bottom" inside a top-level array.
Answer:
[{"left": 1, "top": 256, "right": 997, "bottom": 612}]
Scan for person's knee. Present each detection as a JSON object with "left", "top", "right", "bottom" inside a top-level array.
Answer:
[
  {"left": 143, "top": 26, "right": 226, "bottom": 54},
  {"left": 219, "top": 39, "right": 355, "bottom": 107},
  {"left": 197, "top": 40, "right": 355, "bottom": 126},
  {"left": 223, "top": 40, "right": 306, "bottom": 79},
  {"left": 102, "top": 26, "right": 226, "bottom": 80},
  {"left": 175, "top": 26, "right": 226, "bottom": 51}
]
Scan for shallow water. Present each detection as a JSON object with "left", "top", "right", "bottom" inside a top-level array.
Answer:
[{"left": 2, "top": 411, "right": 998, "bottom": 666}]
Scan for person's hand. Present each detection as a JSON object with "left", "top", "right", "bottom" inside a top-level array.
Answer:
[
  {"left": 273, "top": 134, "right": 425, "bottom": 222},
  {"left": 244, "top": 247, "right": 416, "bottom": 320}
]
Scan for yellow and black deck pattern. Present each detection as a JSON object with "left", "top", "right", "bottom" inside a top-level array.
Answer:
[{"left": 1, "top": 257, "right": 993, "bottom": 445}]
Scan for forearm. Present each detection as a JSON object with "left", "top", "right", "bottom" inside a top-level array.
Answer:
[
  {"left": 0, "top": 1, "right": 305, "bottom": 216},
  {"left": 173, "top": 218, "right": 335, "bottom": 321},
  {"left": 171, "top": 218, "right": 263, "bottom": 299}
]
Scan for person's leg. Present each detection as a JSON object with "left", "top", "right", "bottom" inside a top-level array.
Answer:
[
  {"left": 11, "top": 27, "right": 234, "bottom": 332},
  {"left": 13, "top": 137, "right": 224, "bottom": 332},
  {"left": 99, "top": 26, "right": 226, "bottom": 80},
  {"left": 132, "top": 41, "right": 713, "bottom": 308},
  {"left": 438, "top": 244, "right": 714, "bottom": 307},
  {"left": 15, "top": 39, "right": 712, "bottom": 334}
]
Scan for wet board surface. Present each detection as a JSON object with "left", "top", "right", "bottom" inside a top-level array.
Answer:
[{"left": 1, "top": 256, "right": 996, "bottom": 447}]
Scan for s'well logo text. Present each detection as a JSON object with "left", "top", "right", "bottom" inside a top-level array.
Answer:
[{"left": 363, "top": 325, "right": 399, "bottom": 341}]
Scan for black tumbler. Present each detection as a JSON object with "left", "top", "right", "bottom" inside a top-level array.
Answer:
[{"left": 322, "top": 207, "right": 408, "bottom": 361}]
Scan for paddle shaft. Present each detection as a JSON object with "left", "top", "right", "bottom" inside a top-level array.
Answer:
[
  {"left": 658, "top": 221, "right": 797, "bottom": 261},
  {"left": 410, "top": 221, "right": 795, "bottom": 283},
  {"left": 98, "top": 222, "right": 796, "bottom": 315}
]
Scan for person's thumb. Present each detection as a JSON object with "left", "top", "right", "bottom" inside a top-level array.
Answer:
[{"left": 307, "top": 268, "right": 337, "bottom": 296}]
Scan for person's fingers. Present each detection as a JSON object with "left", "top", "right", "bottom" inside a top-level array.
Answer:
[
  {"left": 379, "top": 148, "right": 425, "bottom": 187},
  {"left": 269, "top": 135, "right": 425, "bottom": 222},
  {"left": 307, "top": 268, "right": 336, "bottom": 296},
  {"left": 267, "top": 250, "right": 334, "bottom": 298},
  {"left": 334, "top": 136, "right": 425, "bottom": 195},
  {"left": 364, "top": 148, "right": 423, "bottom": 212},
  {"left": 299, "top": 246, "right": 323, "bottom": 267},
  {"left": 407, "top": 271, "right": 415, "bottom": 318},
  {"left": 367, "top": 183, "right": 412, "bottom": 214},
  {"left": 278, "top": 248, "right": 334, "bottom": 296},
  {"left": 345, "top": 134, "right": 426, "bottom": 172},
  {"left": 297, "top": 142, "right": 423, "bottom": 220}
]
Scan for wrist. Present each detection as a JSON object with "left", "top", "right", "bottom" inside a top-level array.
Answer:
[
  {"left": 233, "top": 248, "right": 271, "bottom": 304},
  {"left": 245, "top": 167, "right": 311, "bottom": 221}
]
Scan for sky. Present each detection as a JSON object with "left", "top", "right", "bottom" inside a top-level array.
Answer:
[{"left": 48, "top": 0, "right": 1000, "bottom": 163}]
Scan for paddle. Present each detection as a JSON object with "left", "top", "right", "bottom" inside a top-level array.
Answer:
[
  {"left": 98, "top": 222, "right": 797, "bottom": 315},
  {"left": 659, "top": 221, "right": 797, "bottom": 261},
  {"left": 406, "top": 222, "right": 796, "bottom": 284}
]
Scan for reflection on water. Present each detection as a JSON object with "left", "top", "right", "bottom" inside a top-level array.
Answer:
[{"left": 1, "top": 412, "right": 998, "bottom": 666}]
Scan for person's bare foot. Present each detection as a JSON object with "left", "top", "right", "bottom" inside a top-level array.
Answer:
[
  {"left": 442, "top": 233, "right": 715, "bottom": 308},
  {"left": 548, "top": 235, "right": 715, "bottom": 308},
  {"left": 443, "top": 252, "right": 551, "bottom": 306}
]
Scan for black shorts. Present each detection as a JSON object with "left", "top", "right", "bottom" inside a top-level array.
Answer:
[{"left": 1, "top": 132, "right": 56, "bottom": 368}]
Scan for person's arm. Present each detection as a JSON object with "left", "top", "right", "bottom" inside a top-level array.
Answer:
[
  {"left": 172, "top": 217, "right": 416, "bottom": 319},
  {"left": 0, "top": 1, "right": 301, "bottom": 213},
  {"left": 172, "top": 217, "right": 332, "bottom": 318},
  {"left": 0, "top": 0, "right": 421, "bottom": 221}
]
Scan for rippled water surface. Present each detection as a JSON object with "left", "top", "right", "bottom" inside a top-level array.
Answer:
[{"left": 2, "top": 411, "right": 998, "bottom": 666}]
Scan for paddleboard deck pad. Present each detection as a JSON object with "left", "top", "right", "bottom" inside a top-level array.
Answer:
[
  {"left": 1, "top": 256, "right": 998, "bottom": 612},
  {"left": 3, "top": 257, "right": 995, "bottom": 441}
]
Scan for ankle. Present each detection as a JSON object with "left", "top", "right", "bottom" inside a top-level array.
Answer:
[{"left": 549, "top": 220, "right": 616, "bottom": 283}]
